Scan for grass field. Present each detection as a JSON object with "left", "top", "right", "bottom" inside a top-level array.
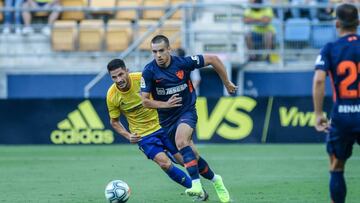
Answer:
[{"left": 0, "top": 144, "right": 359, "bottom": 203}]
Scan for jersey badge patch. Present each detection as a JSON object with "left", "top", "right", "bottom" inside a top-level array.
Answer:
[{"left": 176, "top": 70, "right": 184, "bottom": 80}]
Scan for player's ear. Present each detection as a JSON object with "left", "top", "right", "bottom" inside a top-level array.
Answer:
[{"left": 335, "top": 20, "right": 340, "bottom": 29}]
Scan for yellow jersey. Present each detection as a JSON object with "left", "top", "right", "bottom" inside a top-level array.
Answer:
[
  {"left": 106, "top": 72, "right": 161, "bottom": 137},
  {"left": 244, "top": 8, "right": 275, "bottom": 34}
]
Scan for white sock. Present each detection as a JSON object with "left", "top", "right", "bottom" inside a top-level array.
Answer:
[
  {"left": 192, "top": 179, "right": 201, "bottom": 184},
  {"left": 211, "top": 174, "right": 219, "bottom": 182}
]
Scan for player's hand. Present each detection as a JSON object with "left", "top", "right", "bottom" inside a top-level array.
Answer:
[
  {"left": 315, "top": 114, "right": 329, "bottom": 133},
  {"left": 225, "top": 81, "right": 237, "bottom": 94},
  {"left": 129, "top": 133, "right": 142, "bottom": 144},
  {"left": 166, "top": 94, "right": 182, "bottom": 108}
]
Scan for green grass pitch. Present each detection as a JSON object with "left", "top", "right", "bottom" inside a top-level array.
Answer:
[{"left": 0, "top": 144, "right": 359, "bottom": 203}]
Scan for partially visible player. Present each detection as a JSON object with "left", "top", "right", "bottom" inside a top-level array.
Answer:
[
  {"left": 106, "top": 59, "right": 193, "bottom": 192},
  {"left": 141, "top": 35, "right": 236, "bottom": 202},
  {"left": 312, "top": 4, "right": 360, "bottom": 203}
]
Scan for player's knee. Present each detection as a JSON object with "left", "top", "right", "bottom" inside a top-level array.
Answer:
[
  {"left": 175, "top": 137, "right": 190, "bottom": 149},
  {"left": 330, "top": 157, "right": 345, "bottom": 171},
  {"left": 158, "top": 159, "right": 172, "bottom": 171}
]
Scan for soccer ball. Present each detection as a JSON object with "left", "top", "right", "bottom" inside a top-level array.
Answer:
[{"left": 105, "top": 180, "right": 131, "bottom": 203}]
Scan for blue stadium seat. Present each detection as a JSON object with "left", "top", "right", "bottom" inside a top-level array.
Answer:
[
  {"left": 284, "top": 18, "right": 311, "bottom": 42},
  {"left": 311, "top": 24, "right": 336, "bottom": 49}
]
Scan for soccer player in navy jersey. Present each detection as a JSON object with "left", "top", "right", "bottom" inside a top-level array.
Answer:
[
  {"left": 313, "top": 4, "right": 360, "bottom": 203},
  {"left": 141, "top": 35, "right": 236, "bottom": 202}
]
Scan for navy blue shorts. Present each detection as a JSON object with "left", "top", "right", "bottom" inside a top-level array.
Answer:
[
  {"left": 326, "top": 130, "right": 360, "bottom": 160},
  {"left": 138, "top": 128, "right": 178, "bottom": 160},
  {"left": 163, "top": 110, "right": 197, "bottom": 146}
]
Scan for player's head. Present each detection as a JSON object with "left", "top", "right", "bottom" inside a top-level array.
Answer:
[
  {"left": 107, "top": 59, "right": 130, "bottom": 90},
  {"left": 336, "top": 3, "right": 359, "bottom": 31},
  {"left": 175, "top": 48, "right": 186, "bottom": 57},
  {"left": 151, "top": 35, "right": 171, "bottom": 68}
]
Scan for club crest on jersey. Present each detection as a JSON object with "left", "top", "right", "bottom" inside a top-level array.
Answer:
[{"left": 176, "top": 70, "right": 184, "bottom": 80}]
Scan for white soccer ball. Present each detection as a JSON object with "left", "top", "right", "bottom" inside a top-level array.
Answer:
[{"left": 105, "top": 180, "right": 131, "bottom": 203}]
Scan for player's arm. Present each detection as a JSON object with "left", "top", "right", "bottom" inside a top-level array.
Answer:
[
  {"left": 312, "top": 70, "right": 329, "bottom": 132},
  {"left": 110, "top": 117, "right": 141, "bottom": 144},
  {"left": 141, "top": 92, "right": 182, "bottom": 109},
  {"left": 203, "top": 55, "right": 237, "bottom": 94}
]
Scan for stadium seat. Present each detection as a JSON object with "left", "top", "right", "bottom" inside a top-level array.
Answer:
[
  {"left": 89, "top": 0, "right": 116, "bottom": 15},
  {"left": 160, "top": 20, "right": 182, "bottom": 49},
  {"left": 79, "top": 20, "right": 104, "bottom": 51},
  {"left": 138, "top": 20, "right": 161, "bottom": 50},
  {"left": 52, "top": 20, "right": 78, "bottom": 51},
  {"left": 311, "top": 24, "right": 336, "bottom": 49},
  {"left": 115, "top": 0, "right": 142, "bottom": 20},
  {"left": 106, "top": 20, "right": 132, "bottom": 51},
  {"left": 60, "top": 0, "right": 87, "bottom": 21},
  {"left": 142, "top": 0, "right": 169, "bottom": 20},
  {"left": 284, "top": 18, "right": 311, "bottom": 48}
]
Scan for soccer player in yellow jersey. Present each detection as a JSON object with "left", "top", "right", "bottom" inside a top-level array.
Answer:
[{"left": 106, "top": 59, "right": 194, "bottom": 192}]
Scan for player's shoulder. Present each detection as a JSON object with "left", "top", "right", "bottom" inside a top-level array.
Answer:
[
  {"left": 320, "top": 41, "right": 334, "bottom": 54},
  {"left": 143, "top": 60, "right": 157, "bottom": 71},
  {"left": 129, "top": 72, "right": 142, "bottom": 81},
  {"left": 173, "top": 54, "right": 202, "bottom": 64},
  {"left": 106, "top": 83, "right": 118, "bottom": 100}
]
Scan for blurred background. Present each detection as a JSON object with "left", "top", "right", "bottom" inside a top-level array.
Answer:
[{"left": 0, "top": 0, "right": 343, "bottom": 144}]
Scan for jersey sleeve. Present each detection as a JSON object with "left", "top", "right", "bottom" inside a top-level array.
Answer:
[
  {"left": 106, "top": 96, "right": 120, "bottom": 118},
  {"left": 315, "top": 44, "right": 331, "bottom": 72},
  {"left": 182, "top": 55, "right": 205, "bottom": 71},
  {"left": 140, "top": 67, "right": 154, "bottom": 93},
  {"left": 106, "top": 85, "right": 120, "bottom": 118}
]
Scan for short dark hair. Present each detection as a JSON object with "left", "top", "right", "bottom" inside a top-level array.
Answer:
[
  {"left": 151, "top": 35, "right": 170, "bottom": 47},
  {"left": 175, "top": 48, "right": 186, "bottom": 57},
  {"left": 107, "top": 59, "right": 126, "bottom": 72},
  {"left": 336, "top": 3, "right": 359, "bottom": 29}
]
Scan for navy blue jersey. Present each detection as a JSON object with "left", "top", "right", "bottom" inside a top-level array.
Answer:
[
  {"left": 141, "top": 55, "right": 205, "bottom": 128},
  {"left": 315, "top": 34, "right": 360, "bottom": 132}
]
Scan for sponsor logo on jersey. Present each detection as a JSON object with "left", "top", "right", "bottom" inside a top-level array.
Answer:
[
  {"left": 50, "top": 100, "right": 114, "bottom": 144},
  {"left": 338, "top": 104, "right": 360, "bottom": 113},
  {"left": 156, "top": 84, "right": 188, "bottom": 95},
  {"left": 155, "top": 78, "right": 164, "bottom": 83}
]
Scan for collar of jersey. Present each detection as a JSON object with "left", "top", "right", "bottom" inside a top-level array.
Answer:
[{"left": 154, "top": 56, "right": 173, "bottom": 69}]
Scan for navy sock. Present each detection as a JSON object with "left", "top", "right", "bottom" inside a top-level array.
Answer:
[
  {"left": 180, "top": 146, "right": 200, "bottom": 180},
  {"left": 198, "top": 156, "right": 215, "bottom": 180},
  {"left": 330, "top": 171, "right": 346, "bottom": 203},
  {"left": 166, "top": 164, "right": 192, "bottom": 188}
]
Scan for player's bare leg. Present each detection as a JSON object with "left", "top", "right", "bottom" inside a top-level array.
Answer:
[
  {"left": 175, "top": 123, "right": 207, "bottom": 200},
  {"left": 329, "top": 154, "right": 346, "bottom": 203}
]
